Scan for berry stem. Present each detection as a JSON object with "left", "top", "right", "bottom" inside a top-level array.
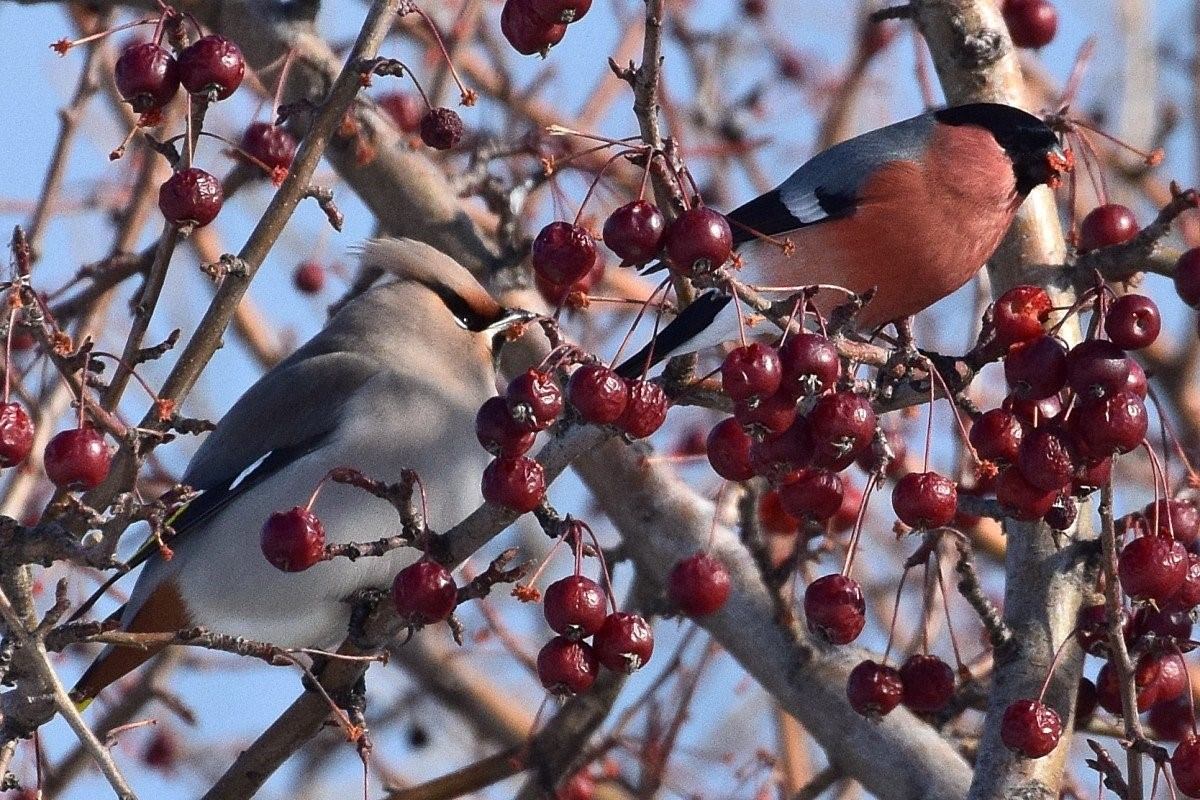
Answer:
[
  {"left": 3, "top": 306, "right": 16, "bottom": 405},
  {"left": 840, "top": 474, "right": 877, "bottom": 577},
  {"left": 882, "top": 565, "right": 911, "bottom": 665},
  {"left": 607, "top": 278, "right": 671, "bottom": 370},
  {"left": 729, "top": 284, "right": 749, "bottom": 348},
  {"left": 572, "top": 149, "right": 642, "bottom": 227},
  {"left": 273, "top": 48, "right": 297, "bottom": 120},
  {"left": 1147, "top": 385, "right": 1200, "bottom": 487},
  {"left": 935, "top": 555, "right": 966, "bottom": 672},
  {"left": 1142, "top": 441, "right": 1171, "bottom": 539},
  {"left": 408, "top": 7, "right": 474, "bottom": 106},
  {"left": 1035, "top": 631, "right": 1075, "bottom": 704}
]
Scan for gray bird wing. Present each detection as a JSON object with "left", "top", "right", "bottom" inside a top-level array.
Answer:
[{"left": 726, "top": 112, "right": 937, "bottom": 246}]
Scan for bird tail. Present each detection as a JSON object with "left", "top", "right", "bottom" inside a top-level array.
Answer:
[{"left": 614, "top": 290, "right": 737, "bottom": 379}]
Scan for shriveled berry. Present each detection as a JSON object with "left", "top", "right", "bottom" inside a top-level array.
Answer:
[
  {"left": 707, "top": 418, "right": 755, "bottom": 481},
  {"left": 506, "top": 369, "right": 563, "bottom": 432},
  {"left": 617, "top": 380, "right": 668, "bottom": 439},
  {"left": 1070, "top": 390, "right": 1147, "bottom": 458},
  {"left": 1106, "top": 294, "right": 1160, "bottom": 350},
  {"left": 1002, "top": 0, "right": 1058, "bottom": 48},
  {"left": 544, "top": 575, "right": 607, "bottom": 639},
  {"left": 970, "top": 408, "right": 1025, "bottom": 463},
  {"left": 1073, "top": 457, "right": 1112, "bottom": 496},
  {"left": 1175, "top": 248, "right": 1200, "bottom": 308},
  {"left": 159, "top": 168, "right": 223, "bottom": 228},
  {"left": 722, "top": 343, "right": 782, "bottom": 402},
  {"left": 178, "top": 35, "right": 245, "bottom": 100},
  {"left": 1079, "top": 203, "right": 1138, "bottom": 251},
  {"left": 1016, "top": 426, "right": 1076, "bottom": 491},
  {"left": 531, "top": 0, "right": 592, "bottom": 23},
  {"left": 592, "top": 611, "right": 654, "bottom": 673},
  {"left": 1005, "top": 335, "right": 1067, "bottom": 400},
  {"left": 1043, "top": 495, "right": 1077, "bottom": 531},
  {"left": 993, "top": 285, "right": 1052, "bottom": 346},
  {"left": 532, "top": 221, "right": 597, "bottom": 288},
  {"left": 392, "top": 560, "right": 457, "bottom": 624},
  {"left": 899, "top": 654, "right": 955, "bottom": 714},
  {"left": 668, "top": 552, "right": 731, "bottom": 616},
  {"left": 778, "top": 469, "right": 843, "bottom": 522},
  {"left": 44, "top": 427, "right": 110, "bottom": 490},
  {"left": 1000, "top": 699, "right": 1061, "bottom": 757},
  {"left": 891, "top": 471, "right": 958, "bottom": 529},
  {"left": 779, "top": 332, "right": 841, "bottom": 395},
  {"left": 481, "top": 456, "right": 546, "bottom": 512},
  {"left": 748, "top": 416, "right": 812, "bottom": 483},
  {"left": 808, "top": 392, "right": 875, "bottom": 471},
  {"left": 419, "top": 107, "right": 463, "bottom": 150},
  {"left": 1067, "top": 339, "right": 1130, "bottom": 398},
  {"left": 603, "top": 201, "right": 665, "bottom": 264},
  {"left": 804, "top": 574, "right": 865, "bottom": 644},
  {"left": 240, "top": 122, "right": 297, "bottom": 175},
  {"left": 1132, "top": 605, "right": 1193, "bottom": 643},
  {"left": 476, "top": 396, "right": 536, "bottom": 456},
  {"left": 995, "top": 467, "right": 1057, "bottom": 521},
  {"left": 260, "top": 507, "right": 325, "bottom": 572},
  {"left": 662, "top": 207, "right": 732, "bottom": 276},
  {"left": 293, "top": 261, "right": 325, "bottom": 294},
  {"left": 115, "top": 43, "right": 179, "bottom": 113},
  {"left": 1075, "top": 603, "right": 1129, "bottom": 656},
  {"left": 0, "top": 402, "right": 34, "bottom": 468},
  {"left": 1097, "top": 657, "right": 1163, "bottom": 714},
  {"left": 537, "top": 636, "right": 598, "bottom": 695},
  {"left": 1118, "top": 534, "right": 1188, "bottom": 603},
  {"left": 1173, "top": 735, "right": 1200, "bottom": 797},
  {"left": 846, "top": 660, "right": 903, "bottom": 717},
  {"left": 567, "top": 365, "right": 629, "bottom": 425},
  {"left": 501, "top": 0, "right": 567, "bottom": 55},
  {"left": 1166, "top": 552, "right": 1200, "bottom": 611},
  {"left": 1144, "top": 498, "right": 1200, "bottom": 546}
]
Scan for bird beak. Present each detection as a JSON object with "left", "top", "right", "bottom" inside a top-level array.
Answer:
[
  {"left": 486, "top": 307, "right": 538, "bottom": 333},
  {"left": 1044, "top": 143, "right": 1074, "bottom": 189}
]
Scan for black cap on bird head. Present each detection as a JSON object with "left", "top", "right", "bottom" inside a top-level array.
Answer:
[{"left": 935, "top": 102, "right": 1070, "bottom": 195}]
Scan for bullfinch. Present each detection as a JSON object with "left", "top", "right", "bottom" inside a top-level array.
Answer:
[
  {"left": 616, "top": 102, "right": 1070, "bottom": 376},
  {"left": 72, "top": 239, "right": 532, "bottom": 706}
]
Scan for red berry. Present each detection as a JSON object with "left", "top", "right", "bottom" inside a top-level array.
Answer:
[
  {"left": 995, "top": 466, "right": 1057, "bottom": 521},
  {"left": 603, "top": 201, "right": 665, "bottom": 264},
  {"left": 779, "top": 332, "right": 841, "bottom": 396},
  {"left": 1003, "top": 393, "right": 1063, "bottom": 427},
  {"left": 1166, "top": 552, "right": 1200, "bottom": 611},
  {"left": 1066, "top": 339, "right": 1130, "bottom": 398},
  {"left": 543, "top": 575, "right": 607, "bottom": 639},
  {"left": 178, "top": 35, "right": 245, "bottom": 100},
  {"left": 293, "top": 261, "right": 325, "bottom": 295},
  {"left": 159, "top": 167, "right": 223, "bottom": 228},
  {"left": 808, "top": 392, "right": 876, "bottom": 471},
  {"left": 481, "top": 456, "right": 546, "bottom": 512},
  {"left": 530, "top": 0, "right": 592, "bottom": 24},
  {"left": 506, "top": 369, "right": 563, "bottom": 432},
  {"left": 1015, "top": 426, "right": 1076, "bottom": 492},
  {"left": 567, "top": 365, "right": 629, "bottom": 425},
  {"left": 899, "top": 654, "right": 955, "bottom": 713},
  {"left": 734, "top": 391, "right": 796, "bottom": 436},
  {"left": 722, "top": 343, "right": 782, "bottom": 402},
  {"left": 44, "top": 427, "right": 110, "bottom": 490},
  {"left": 662, "top": 207, "right": 732, "bottom": 276},
  {"left": 1079, "top": 203, "right": 1139, "bottom": 251},
  {"left": 1000, "top": 699, "right": 1061, "bottom": 758},
  {"left": 141, "top": 728, "right": 179, "bottom": 771},
  {"left": 1118, "top": 534, "right": 1188, "bottom": 603},
  {"left": 378, "top": 91, "right": 424, "bottom": 133},
  {"left": 1125, "top": 358, "right": 1148, "bottom": 398},
  {"left": 475, "top": 396, "right": 536, "bottom": 457},
  {"left": 1173, "top": 735, "right": 1200, "bottom": 797},
  {"left": 535, "top": 258, "right": 603, "bottom": 306},
  {"left": 969, "top": 408, "right": 1025, "bottom": 463},
  {"left": 891, "top": 471, "right": 958, "bottom": 529},
  {"left": 592, "top": 611, "right": 654, "bottom": 673},
  {"left": 758, "top": 489, "right": 799, "bottom": 535},
  {"left": 616, "top": 379, "right": 668, "bottom": 439},
  {"left": 804, "top": 574, "right": 865, "bottom": 644},
  {"left": 1144, "top": 498, "right": 1200, "bottom": 546},
  {"left": 1150, "top": 698, "right": 1193, "bottom": 741},
  {"left": 114, "top": 43, "right": 179, "bottom": 113},
  {"left": 500, "top": 0, "right": 567, "bottom": 55},
  {"left": 419, "top": 107, "right": 464, "bottom": 150},
  {"left": 1105, "top": 294, "right": 1160, "bottom": 350},
  {"left": 260, "top": 507, "right": 325, "bottom": 572},
  {"left": 1097, "top": 656, "right": 1168, "bottom": 714},
  {"left": 993, "top": 285, "right": 1052, "bottom": 346},
  {"left": 1076, "top": 678, "right": 1098, "bottom": 728},
  {"left": 1002, "top": 0, "right": 1057, "bottom": 48},
  {"left": 846, "top": 660, "right": 903, "bottom": 717},
  {"left": 532, "top": 221, "right": 597, "bottom": 288},
  {"left": 1070, "top": 390, "right": 1148, "bottom": 458},
  {"left": 1004, "top": 335, "right": 1067, "bottom": 400},
  {"left": 537, "top": 636, "right": 598, "bottom": 695},
  {"left": 747, "top": 416, "right": 812, "bottom": 482},
  {"left": 1072, "top": 457, "right": 1112, "bottom": 496},
  {"left": 778, "top": 469, "right": 843, "bottom": 522},
  {"left": 0, "top": 402, "right": 34, "bottom": 468},
  {"left": 392, "top": 560, "right": 457, "bottom": 624},
  {"left": 1175, "top": 248, "right": 1200, "bottom": 308},
  {"left": 1074, "top": 603, "right": 1129, "bottom": 657},
  {"left": 742, "top": 0, "right": 766, "bottom": 16},
  {"left": 831, "top": 482, "right": 863, "bottom": 533},
  {"left": 706, "top": 418, "right": 755, "bottom": 481},
  {"left": 1043, "top": 495, "right": 1077, "bottom": 531},
  {"left": 668, "top": 552, "right": 731, "bottom": 616},
  {"left": 1132, "top": 605, "right": 1193, "bottom": 643},
  {"left": 240, "top": 122, "right": 297, "bottom": 175}
]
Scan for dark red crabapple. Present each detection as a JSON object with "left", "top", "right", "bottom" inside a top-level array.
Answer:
[
  {"left": 1069, "top": 390, "right": 1147, "bottom": 457},
  {"left": 543, "top": 575, "right": 607, "bottom": 639},
  {"left": 969, "top": 408, "right": 1025, "bottom": 463},
  {"left": 846, "top": 660, "right": 903, "bottom": 718},
  {"left": 994, "top": 467, "right": 1058, "bottom": 521},
  {"left": 178, "top": 35, "right": 245, "bottom": 100},
  {"left": 1118, "top": 534, "right": 1187, "bottom": 604},
  {"left": 992, "top": 285, "right": 1052, "bottom": 346},
  {"left": 1125, "top": 358, "right": 1148, "bottom": 398},
  {"left": 1004, "top": 335, "right": 1067, "bottom": 400},
  {"left": 668, "top": 552, "right": 732, "bottom": 617},
  {"left": 500, "top": 0, "right": 567, "bottom": 56},
  {"left": 537, "top": 636, "right": 598, "bottom": 695},
  {"left": 592, "top": 611, "right": 654, "bottom": 673},
  {"left": 891, "top": 471, "right": 958, "bottom": 529},
  {"left": 804, "top": 574, "right": 866, "bottom": 644},
  {"left": 114, "top": 43, "right": 180, "bottom": 113},
  {"left": 260, "top": 507, "right": 325, "bottom": 572},
  {"left": 141, "top": 728, "right": 179, "bottom": 771},
  {"left": 721, "top": 343, "right": 782, "bottom": 402},
  {"left": 662, "top": 206, "right": 733, "bottom": 276},
  {"left": 159, "top": 168, "right": 223, "bottom": 228},
  {"left": 734, "top": 390, "right": 796, "bottom": 436},
  {"left": 706, "top": 418, "right": 755, "bottom": 481},
  {"left": 1132, "top": 605, "right": 1193, "bottom": 642},
  {"left": 778, "top": 469, "right": 843, "bottom": 522},
  {"left": 0, "top": 402, "right": 34, "bottom": 468},
  {"left": 747, "top": 416, "right": 812, "bottom": 482},
  {"left": 1043, "top": 495, "right": 1077, "bottom": 531},
  {"left": 1003, "top": 393, "right": 1063, "bottom": 426},
  {"left": 602, "top": 200, "right": 665, "bottom": 264},
  {"left": 481, "top": 456, "right": 546, "bottom": 512},
  {"left": 567, "top": 364, "right": 629, "bottom": 425},
  {"left": 44, "top": 427, "right": 110, "bottom": 490},
  {"left": 1144, "top": 498, "right": 1200, "bottom": 546},
  {"left": 1000, "top": 699, "right": 1061, "bottom": 758},
  {"left": 1096, "top": 658, "right": 1161, "bottom": 714},
  {"left": 1176, "top": 248, "right": 1200, "bottom": 308},
  {"left": 1072, "top": 457, "right": 1112, "bottom": 496},
  {"left": 807, "top": 391, "right": 876, "bottom": 470},
  {"left": 378, "top": 91, "right": 425, "bottom": 133},
  {"left": 1002, "top": 0, "right": 1058, "bottom": 49},
  {"left": 899, "top": 654, "right": 955, "bottom": 714},
  {"left": 1015, "top": 426, "right": 1076, "bottom": 492},
  {"left": 1075, "top": 678, "right": 1098, "bottom": 729},
  {"left": 1174, "top": 735, "right": 1200, "bottom": 798},
  {"left": 239, "top": 122, "right": 297, "bottom": 175},
  {"left": 535, "top": 258, "right": 603, "bottom": 306},
  {"left": 292, "top": 261, "right": 325, "bottom": 295},
  {"left": 1079, "top": 203, "right": 1139, "bottom": 251},
  {"left": 1150, "top": 698, "right": 1193, "bottom": 741},
  {"left": 617, "top": 379, "right": 668, "bottom": 439},
  {"left": 475, "top": 396, "right": 536, "bottom": 457},
  {"left": 506, "top": 369, "right": 563, "bottom": 432},
  {"left": 1066, "top": 339, "right": 1130, "bottom": 398},
  {"left": 419, "top": 107, "right": 464, "bottom": 150},
  {"left": 531, "top": 0, "right": 592, "bottom": 24},
  {"left": 758, "top": 489, "right": 799, "bottom": 535},
  {"left": 392, "top": 560, "right": 458, "bottom": 624},
  {"left": 1105, "top": 294, "right": 1160, "bottom": 350},
  {"left": 1074, "top": 602, "right": 1129, "bottom": 656},
  {"left": 1166, "top": 552, "right": 1200, "bottom": 611},
  {"left": 779, "top": 332, "right": 841, "bottom": 396},
  {"left": 831, "top": 481, "right": 864, "bottom": 533},
  {"left": 532, "top": 221, "right": 597, "bottom": 288}
]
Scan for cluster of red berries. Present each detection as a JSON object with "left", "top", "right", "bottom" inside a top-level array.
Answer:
[
  {"left": 0, "top": 401, "right": 111, "bottom": 492},
  {"left": 115, "top": 33, "right": 247, "bottom": 228},
  {"left": 1001, "top": 0, "right": 1058, "bottom": 49},
  {"left": 500, "top": 0, "right": 590, "bottom": 57},
  {"left": 476, "top": 365, "right": 669, "bottom": 512}
]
